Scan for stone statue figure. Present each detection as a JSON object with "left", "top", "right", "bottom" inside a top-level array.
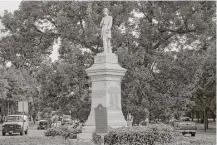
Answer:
[{"left": 100, "top": 8, "right": 113, "bottom": 53}]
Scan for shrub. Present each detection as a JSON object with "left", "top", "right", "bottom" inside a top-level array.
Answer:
[
  {"left": 93, "top": 123, "right": 178, "bottom": 145},
  {"left": 92, "top": 131, "right": 103, "bottom": 144},
  {"left": 44, "top": 127, "right": 62, "bottom": 137},
  {"left": 44, "top": 125, "right": 81, "bottom": 139}
]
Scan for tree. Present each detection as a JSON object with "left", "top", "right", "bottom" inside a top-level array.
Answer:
[
  {"left": 37, "top": 44, "right": 92, "bottom": 121},
  {"left": 116, "top": 1, "right": 215, "bottom": 123},
  {"left": 0, "top": 1, "right": 215, "bottom": 124},
  {"left": 0, "top": 65, "right": 10, "bottom": 118},
  {"left": 192, "top": 44, "right": 216, "bottom": 130}
]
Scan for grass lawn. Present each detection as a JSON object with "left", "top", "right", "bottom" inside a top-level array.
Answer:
[
  {"left": 167, "top": 135, "right": 216, "bottom": 145},
  {"left": 0, "top": 135, "right": 215, "bottom": 145},
  {"left": 196, "top": 120, "right": 216, "bottom": 133},
  {"left": 0, "top": 136, "right": 94, "bottom": 145}
]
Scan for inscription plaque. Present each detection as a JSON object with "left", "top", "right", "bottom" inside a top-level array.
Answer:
[{"left": 95, "top": 104, "right": 108, "bottom": 134}]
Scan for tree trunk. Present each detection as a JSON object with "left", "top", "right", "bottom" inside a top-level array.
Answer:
[
  {"left": 204, "top": 107, "right": 206, "bottom": 131},
  {"left": 197, "top": 111, "right": 200, "bottom": 123},
  {"left": 210, "top": 109, "right": 216, "bottom": 121},
  {"left": 191, "top": 110, "right": 194, "bottom": 121},
  {"left": 32, "top": 115, "right": 36, "bottom": 124},
  {"left": 206, "top": 109, "right": 208, "bottom": 129}
]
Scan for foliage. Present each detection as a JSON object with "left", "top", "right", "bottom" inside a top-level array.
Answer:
[
  {"left": 44, "top": 125, "right": 81, "bottom": 139},
  {"left": 44, "top": 127, "right": 62, "bottom": 137},
  {"left": 116, "top": 1, "right": 216, "bottom": 123},
  {"left": 92, "top": 131, "right": 103, "bottom": 145},
  {"left": 37, "top": 47, "right": 91, "bottom": 120},
  {"left": 192, "top": 46, "right": 216, "bottom": 114},
  {"left": 93, "top": 124, "right": 178, "bottom": 145},
  {"left": 0, "top": 136, "right": 94, "bottom": 145},
  {"left": 0, "top": 65, "right": 39, "bottom": 116},
  {"left": 0, "top": 1, "right": 215, "bottom": 123},
  {"left": 0, "top": 66, "right": 9, "bottom": 100}
]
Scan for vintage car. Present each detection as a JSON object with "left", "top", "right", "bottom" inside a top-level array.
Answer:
[
  {"left": 177, "top": 117, "right": 197, "bottom": 136},
  {"left": 2, "top": 115, "right": 29, "bottom": 136},
  {"left": 61, "top": 118, "right": 72, "bottom": 125},
  {"left": 37, "top": 120, "right": 50, "bottom": 130}
]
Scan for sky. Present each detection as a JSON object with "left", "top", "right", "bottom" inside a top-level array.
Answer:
[{"left": 0, "top": 0, "right": 59, "bottom": 62}]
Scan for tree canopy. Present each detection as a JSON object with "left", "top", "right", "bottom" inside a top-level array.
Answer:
[{"left": 0, "top": 1, "right": 215, "bottom": 123}]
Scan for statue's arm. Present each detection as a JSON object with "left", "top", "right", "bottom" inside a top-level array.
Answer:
[{"left": 100, "top": 17, "right": 103, "bottom": 27}]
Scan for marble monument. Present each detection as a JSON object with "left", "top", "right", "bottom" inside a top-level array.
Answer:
[{"left": 79, "top": 8, "right": 127, "bottom": 140}]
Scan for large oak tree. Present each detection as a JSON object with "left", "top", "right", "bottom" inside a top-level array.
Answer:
[{"left": 0, "top": 1, "right": 215, "bottom": 124}]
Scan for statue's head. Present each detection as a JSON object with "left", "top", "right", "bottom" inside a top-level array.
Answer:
[{"left": 103, "top": 8, "right": 109, "bottom": 16}]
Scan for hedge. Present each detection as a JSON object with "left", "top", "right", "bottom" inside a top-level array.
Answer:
[
  {"left": 93, "top": 123, "right": 178, "bottom": 145},
  {"left": 44, "top": 125, "right": 81, "bottom": 139}
]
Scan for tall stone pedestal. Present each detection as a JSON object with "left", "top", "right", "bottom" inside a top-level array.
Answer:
[{"left": 79, "top": 52, "right": 127, "bottom": 140}]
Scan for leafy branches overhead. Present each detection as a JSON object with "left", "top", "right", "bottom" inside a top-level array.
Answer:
[
  {"left": 0, "top": 1, "right": 215, "bottom": 122},
  {"left": 37, "top": 45, "right": 91, "bottom": 120},
  {"left": 1, "top": 1, "right": 214, "bottom": 64}
]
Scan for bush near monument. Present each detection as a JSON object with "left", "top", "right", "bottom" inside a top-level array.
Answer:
[
  {"left": 93, "top": 124, "right": 178, "bottom": 145},
  {"left": 44, "top": 125, "right": 81, "bottom": 139}
]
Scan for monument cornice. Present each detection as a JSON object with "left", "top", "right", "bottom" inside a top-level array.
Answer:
[{"left": 86, "top": 68, "right": 126, "bottom": 75}]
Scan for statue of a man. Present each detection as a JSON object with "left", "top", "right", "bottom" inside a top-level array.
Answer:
[{"left": 100, "top": 8, "right": 113, "bottom": 53}]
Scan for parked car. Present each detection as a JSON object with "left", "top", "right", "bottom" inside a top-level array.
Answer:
[
  {"left": 2, "top": 115, "right": 29, "bottom": 136},
  {"left": 37, "top": 120, "right": 50, "bottom": 130},
  {"left": 177, "top": 117, "right": 197, "bottom": 136},
  {"left": 61, "top": 118, "right": 72, "bottom": 125}
]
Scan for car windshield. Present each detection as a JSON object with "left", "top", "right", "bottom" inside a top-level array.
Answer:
[
  {"left": 181, "top": 118, "right": 190, "bottom": 121},
  {"left": 63, "top": 119, "right": 70, "bottom": 122},
  {"left": 5, "top": 116, "right": 23, "bottom": 122}
]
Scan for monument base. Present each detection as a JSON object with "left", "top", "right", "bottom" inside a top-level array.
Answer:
[
  {"left": 79, "top": 52, "right": 127, "bottom": 140},
  {"left": 78, "top": 126, "right": 95, "bottom": 140},
  {"left": 78, "top": 109, "right": 127, "bottom": 140}
]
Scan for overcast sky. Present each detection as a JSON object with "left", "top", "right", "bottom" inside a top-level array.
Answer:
[
  {"left": 0, "top": 1, "right": 21, "bottom": 14},
  {"left": 0, "top": 0, "right": 59, "bottom": 62},
  {"left": 0, "top": 1, "right": 21, "bottom": 37}
]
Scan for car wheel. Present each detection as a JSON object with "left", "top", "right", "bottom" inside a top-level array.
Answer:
[
  {"left": 191, "top": 132, "right": 196, "bottom": 137},
  {"left": 9, "top": 133, "right": 12, "bottom": 135},
  {"left": 2, "top": 132, "right": 6, "bottom": 136},
  {"left": 25, "top": 129, "right": 28, "bottom": 134},
  {"left": 20, "top": 129, "right": 24, "bottom": 136},
  {"left": 182, "top": 132, "right": 185, "bottom": 135}
]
